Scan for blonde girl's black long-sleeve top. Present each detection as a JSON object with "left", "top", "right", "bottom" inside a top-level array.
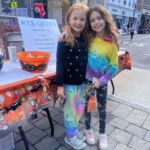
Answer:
[{"left": 56, "top": 36, "right": 88, "bottom": 86}]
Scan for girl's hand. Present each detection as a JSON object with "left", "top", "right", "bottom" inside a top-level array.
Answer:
[
  {"left": 92, "top": 78, "right": 100, "bottom": 89},
  {"left": 58, "top": 31, "right": 67, "bottom": 42},
  {"left": 57, "top": 86, "right": 65, "bottom": 98}
]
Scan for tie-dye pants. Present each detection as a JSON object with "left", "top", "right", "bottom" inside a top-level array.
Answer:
[{"left": 63, "top": 84, "right": 85, "bottom": 137}]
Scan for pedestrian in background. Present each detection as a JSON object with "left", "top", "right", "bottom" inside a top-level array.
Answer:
[
  {"left": 117, "top": 20, "right": 122, "bottom": 33},
  {"left": 130, "top": 23, "right": 135, "bottom": 40},
  {"left": 127, "top": 23, "right": 130, "bottom": 34},
  {"left": 56, "top": 3, "right": 89, "bottom": 150},
  {"left": 117, "top": 20, "right": 121, "bottom": 30},
  {"left": 84, "top": 5, "right": 118, "bottom": 150},
  {"left": 144, "top": 22, "right": 148, "bottom": 34}
]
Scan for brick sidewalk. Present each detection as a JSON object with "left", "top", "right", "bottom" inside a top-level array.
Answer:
[{"left": 14, "top": 99, "right": 150, "bottom": 150}]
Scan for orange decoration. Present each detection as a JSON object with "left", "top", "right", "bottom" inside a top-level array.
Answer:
[
  {"left": 6, "top": 111, "right": 19, "bottom": 122},
  {"left": 118, "top": 51, "right": 131, "bottom": 74},
  {"left": 8, "top": 120, "right": 13, "bottom": 125}
]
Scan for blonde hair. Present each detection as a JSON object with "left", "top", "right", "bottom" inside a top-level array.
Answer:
[
  {"left": 65, "top": 3, "right": 89, "bottom": 47},
  {"left": 87, "top": 5, "right": 119, "bottom": 44}
]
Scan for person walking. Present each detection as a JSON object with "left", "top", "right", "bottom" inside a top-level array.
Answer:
[
  {"left": 117, "top": 20, "right": 121, "bottom": 33},
  {"left": 84, "top": 5, "right": 119, "bottom": 150},
  {"left": 130, "top": 23, "right": 135, "bottom": 40},
  {"left": 56, "top": 3, "right": 89, "bottom": 150},
  {"left": 127, "top": 23, "right": 130, "bottom": 34}
]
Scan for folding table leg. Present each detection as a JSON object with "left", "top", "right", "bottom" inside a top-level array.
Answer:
[
  {"left": 110, "top": 79, "right": 115, "bottom": 94},
  {"left": 18, "top": 126, "right": 29, "bottom": 150},
  {"left": 43, "top": 108, "right": 54, "bottom": 136}
]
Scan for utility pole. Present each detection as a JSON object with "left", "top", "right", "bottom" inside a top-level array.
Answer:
[
  {"left": 133, "top": 3, "right": 136, "bottom": 24},
  {"left": 0, "top": 0, "right": 1, "bottom": 14}
]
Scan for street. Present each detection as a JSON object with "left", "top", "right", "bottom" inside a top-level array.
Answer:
[{"left": 120, "top": 33, "right": 150, "bottom": 71}]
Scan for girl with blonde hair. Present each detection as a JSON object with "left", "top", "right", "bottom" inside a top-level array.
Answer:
[{"left": 56, "top": 3, "right": 89, "bottom": 150}]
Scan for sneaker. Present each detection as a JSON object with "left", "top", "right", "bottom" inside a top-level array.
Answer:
[
  {"left": 64, "top": 136, "right": 86, "bottom": 150},
  {"left": 85, "top": 129, "right": 96, "bottom": 145},
  {"left": 76, "top": 131, "right": 86, "bottom": 142},
  {"left": 99, "top": 134, "right": 108, "bottom": 150}
]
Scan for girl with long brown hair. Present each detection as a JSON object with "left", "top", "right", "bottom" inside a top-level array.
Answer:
[{"left": 84, "top": 5, "right": 119, "bottom": 150}]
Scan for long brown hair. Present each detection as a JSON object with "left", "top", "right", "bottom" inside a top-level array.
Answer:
[
  {"left": 87, "top": 5, "right": 119, "bottom": 44},
  {"left": 65, "top": 3, "right": 89, "bottom": 48}
]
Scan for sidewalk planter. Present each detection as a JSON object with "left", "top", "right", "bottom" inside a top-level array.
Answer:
[
  {"left": 0, "top": 132, "right": 15, "bottom": 150},
  {"left": 17, "top": 51, "right": 51, "bottom": 73}
]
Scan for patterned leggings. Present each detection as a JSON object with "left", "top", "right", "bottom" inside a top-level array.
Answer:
[
  {"left": 85, "top": 84, "right": 108, "bottom": 134},
  {"left": 63, "top": 84, "right": 85, "bottom": 137}
]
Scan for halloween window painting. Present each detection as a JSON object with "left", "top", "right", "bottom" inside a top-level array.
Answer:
[{"left": 33, "top": 0, "right": 48, "bottom": 19}]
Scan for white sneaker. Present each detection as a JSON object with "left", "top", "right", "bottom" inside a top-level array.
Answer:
[
  {"left": 85, "top": 129, "right": 96, "bottom": 145},
  {"left": 64, "top": 136, "right": 86, "bottom": 150},
  {"left": 76, "top": 131, "right": 86, "bottom": 142},
  {"left": 99, "top": 134, "right": 108, "bottom": 150}
]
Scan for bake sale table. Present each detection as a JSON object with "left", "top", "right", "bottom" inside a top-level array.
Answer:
[{"left": 0, "top": 50, "right": 131, "bottom": 149}]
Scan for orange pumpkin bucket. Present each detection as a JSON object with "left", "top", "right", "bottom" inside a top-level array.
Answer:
[{"left": 17, "top": 51, "right": 50, "bottom": 73}]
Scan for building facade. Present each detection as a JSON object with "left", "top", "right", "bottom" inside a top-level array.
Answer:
[
  {"left": 89, "top": 0, "right": 108, "bottom": 7},
  {"left": 0, "top": 0, "right": 29, "bottom": 17},
  {"left": 0, "top": 0, "right": 85, "bottom": 26},
  {"left": 136, "top": 0, "right": 150, "bottom": 27},
  {"left": 107, "top": 0, "right": 141, "bottom": 29},
  {"left": 1, "top": 0, "right": 149, "bottom": 30}
]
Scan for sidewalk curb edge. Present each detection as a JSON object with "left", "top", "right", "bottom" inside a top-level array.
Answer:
[{"left": 108, "top": 94, "right": 150, "bottom": 113}]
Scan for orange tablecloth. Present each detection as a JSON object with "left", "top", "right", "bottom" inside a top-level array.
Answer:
[{"left": 0, "top": 61, "right": 57, "bottom": 137}]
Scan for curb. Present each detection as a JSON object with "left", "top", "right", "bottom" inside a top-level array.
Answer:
[
  {"left": 120, "top": 33, "right": 129, "bottom": 36},
  {"left": 121, "top": 33, "right": 138, "bottom": 36},
  {"left": 108, "top": 94, "right": 150, "bottom": 113}
]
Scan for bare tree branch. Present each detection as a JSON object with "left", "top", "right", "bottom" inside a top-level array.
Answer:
[{"left": 48, "top": 0, "right": 73, "bottom": 11}]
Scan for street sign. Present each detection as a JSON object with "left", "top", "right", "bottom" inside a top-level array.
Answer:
[{"left": 11, "top": 0, "right": 18, "bottom": 8}]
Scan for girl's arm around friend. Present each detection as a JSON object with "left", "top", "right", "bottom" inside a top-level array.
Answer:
[{"left": 56, "top": 41, "right": 66, "bottom": 98}]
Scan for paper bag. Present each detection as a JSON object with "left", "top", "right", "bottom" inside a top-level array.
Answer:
[{"left": 87, "top": 95, "right": 97, "bottom": 112}]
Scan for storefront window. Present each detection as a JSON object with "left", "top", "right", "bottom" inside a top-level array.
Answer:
[
  {"left": 1, "top": 0, "right": 29, "bottom": 16},
  {"left": 124, "top": 0, "right": 126, "bottom": 5},
  {"left": 1, "top": 0, "right": 26, "bottom": 8}
]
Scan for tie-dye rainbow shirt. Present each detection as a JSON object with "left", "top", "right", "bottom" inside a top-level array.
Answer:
[{"left": 86, "top": 36, "right": 118, "bottom": 86}]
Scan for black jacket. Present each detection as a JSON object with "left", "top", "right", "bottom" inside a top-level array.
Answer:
[{"left": 56, "top": 36, "right": 88, "bottom": 86}]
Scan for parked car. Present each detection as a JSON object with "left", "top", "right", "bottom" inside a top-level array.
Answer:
[
  {"left": 122, "top": 27, "right": 127, "bottom": 33},
  {"left": 138, "top": 26, "right": 150, "bottom": 34},
  {"left": 121, "top": 24, "right": 127, "bottom": 33}
]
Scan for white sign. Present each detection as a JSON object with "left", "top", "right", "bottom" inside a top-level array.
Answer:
[{"left": 18, "top": 17, "right": 60, "bottom": 61}]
